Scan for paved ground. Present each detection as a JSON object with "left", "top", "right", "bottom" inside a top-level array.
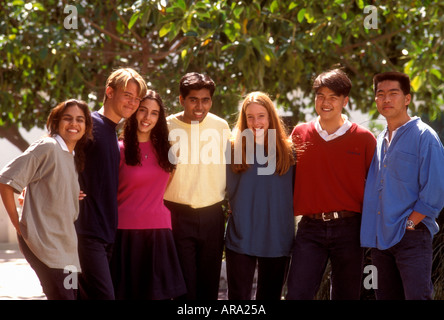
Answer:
[
  {"left": 0, "top": 243, "right": 45, "bottom": 300},
  {"left": 0, "top": 242, "right": 234, "bottom": 300}
]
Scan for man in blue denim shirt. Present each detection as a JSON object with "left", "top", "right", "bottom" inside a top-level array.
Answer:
[{"left": 361, "top": 71, "right": 444, "bottom": 299}]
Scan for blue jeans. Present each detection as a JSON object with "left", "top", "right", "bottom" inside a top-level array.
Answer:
[
  {"left": 286, "top": 215, "right": 363, "bottom": 300},
  {"left": 371, "top": 225, "right": 433, "bottom": 300}
]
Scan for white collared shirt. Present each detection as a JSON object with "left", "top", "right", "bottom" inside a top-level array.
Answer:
[
  {"left": 315, "top": 114, "right": 352, "bottom": 141},
  {"left": 54, "top": 134, "right": 75, "bottom": 155}
]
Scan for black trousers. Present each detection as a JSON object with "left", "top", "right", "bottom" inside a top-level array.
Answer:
[
  {"left": 165, "top": 200, "right": 225, "bottom": 300},
  {"left": 18, "top": 235, "right": 78, "bottom": 300},
  {"left": 226, "top": 248, "right": 289, "bottom": 300},
  {"left": 77, "top": 235, "right": 115, "bottom": 300}
]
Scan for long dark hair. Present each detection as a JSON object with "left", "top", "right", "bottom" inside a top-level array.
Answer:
[
  {"left": 46, "top": 99, "right": 93, "bottom": 172},
  {"left": 122, "top": 90, "right": 175, "bottom": 173}
]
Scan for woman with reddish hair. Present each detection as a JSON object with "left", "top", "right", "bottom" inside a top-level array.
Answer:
[{"left": 226, "top": 91, "right": 295, "bottom": 300}]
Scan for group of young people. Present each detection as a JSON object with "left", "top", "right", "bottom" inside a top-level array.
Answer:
[{"left": 1, "top": 67, "right": 444, "bottom": 301}]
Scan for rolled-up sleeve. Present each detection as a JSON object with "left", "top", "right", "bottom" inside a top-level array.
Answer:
[{"left": 0, "top": 142, "right": 45, "bottom": 193}]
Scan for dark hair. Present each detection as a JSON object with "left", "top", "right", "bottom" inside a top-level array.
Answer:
[
  {"left": 46, "top": 99, "right": 93, "bottom": 172},
  {"left": 179, "top": 72, "right": 216, "bottom": 99},
  {"left": 122, "top": 90, "right": 175, "bottom": 173},
  {"left": 312, "top": 69, "right": 352, "bottom": 97},
  {"left": 373, "top": 71, "right": 411, "bottom": 95}
]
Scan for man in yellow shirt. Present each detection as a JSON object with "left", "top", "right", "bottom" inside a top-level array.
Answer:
[{"left": 164, "top": 72, "right": 230, "bottom": 300}]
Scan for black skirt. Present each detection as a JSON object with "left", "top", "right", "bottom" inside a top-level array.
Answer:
[{"left": 110, "top": 228, "right": 187, "bottom": 300}]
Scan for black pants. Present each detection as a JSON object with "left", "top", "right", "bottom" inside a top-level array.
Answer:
[
  {"left": 77, "top": 235, "right": 115, "bottom": 300},
  {"left": 18, "top": 235, "right": 77, "bottom": 300},
  {"left": 165, "top": 200, "right": 225, "bottom": 300},
  {"left": 226, "top": 248, "right": 289, "bottom": 300}
]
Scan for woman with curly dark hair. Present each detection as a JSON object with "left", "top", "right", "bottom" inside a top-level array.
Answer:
[{"left": 111, "top": 90, "right": 186, "bottom": 300}]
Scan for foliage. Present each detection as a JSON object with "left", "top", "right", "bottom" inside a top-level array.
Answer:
[
  {"left": 1, "top": 0, "right": 444, "bottom": 152},
  {"left": 1, "top": 0, "right": 444, "bottom": 299}
]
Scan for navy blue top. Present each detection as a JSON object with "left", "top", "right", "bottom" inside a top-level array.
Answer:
[
  {"left": 225, "top": 160, "right": 295, "bottom": 257},
  {"left": 75, "top": 112, "right": 120, "bottom": 243}
]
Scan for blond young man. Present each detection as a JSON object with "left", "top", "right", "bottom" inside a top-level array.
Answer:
[{"left": 75, "top": 68, "right": 147, "bottom": 300}]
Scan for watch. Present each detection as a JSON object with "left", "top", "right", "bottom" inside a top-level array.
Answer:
[{"left": 406, "top": 219, "right": 416, "bottom": 230}]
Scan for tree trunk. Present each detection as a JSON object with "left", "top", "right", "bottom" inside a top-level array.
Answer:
[{"left": 0, "top": 124, "right": 31, "bottom": 152}]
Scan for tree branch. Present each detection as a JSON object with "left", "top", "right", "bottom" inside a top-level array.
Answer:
[
  {"left": 81, "top": 15, "right": 141, "bottom": 48},
  {"left": 337, "top": 19, "right": 424, "bottom": 54},
  {"left": 149, "top": 37, "right": 188, "bottom": 60},
  {"left": 113, "top": 7, "right": 144, "bottom": 43},
  {"left": 60, "top": 0, "right": 139, "bottom": 48},
  {"left": 0, "top": 124, "right": 31, "bottom": 152}
]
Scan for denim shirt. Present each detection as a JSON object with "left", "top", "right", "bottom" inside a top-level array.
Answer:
[{"left": 361, "top": 117, "right": 444, "bottom": 250}]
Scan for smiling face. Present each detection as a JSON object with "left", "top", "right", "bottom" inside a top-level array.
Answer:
[
  {"left": 105, "top": 80, "right": 141, "bottom": 123},
  {"left": 136, "top": 99, "right": 160, "bottom": 142},
  {"left": 315, "top": 86, "right": 348, "bottom": 123},
  {"left": 245, "top": 103, "right": 270, "bottom": 140},
  {"left": 179, "top": 88, "right": 212, "bottom": 123},
  {"left": 58, "top": 104, "right": 87, "bottom": 152}
]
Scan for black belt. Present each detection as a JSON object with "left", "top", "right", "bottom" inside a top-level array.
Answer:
[{"left": 304, "top": 210, "right": 359, "bottom": 221}]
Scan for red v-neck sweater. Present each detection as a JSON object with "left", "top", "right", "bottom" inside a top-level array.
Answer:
[{"left": 291, "top": 121, "right": 376, "bottom": 215}]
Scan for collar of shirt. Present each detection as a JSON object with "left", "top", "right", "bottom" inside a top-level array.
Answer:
[
  {"left": 54, "top": 134, "right": 75, "bottom": 155},
  {"left": 383, "top": 116, "right": 418, "bottom": 149},
  {"left": 315, "top": 114, "right": 352, "bottom": 141}
]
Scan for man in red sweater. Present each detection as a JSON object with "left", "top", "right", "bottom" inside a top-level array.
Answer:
[{"left": 286, "top": 69, "right": 376, "bottom": 300}]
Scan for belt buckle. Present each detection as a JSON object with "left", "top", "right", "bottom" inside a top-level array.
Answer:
[{"left": 322, "top": 211, "right": 339, "bottom": 221}]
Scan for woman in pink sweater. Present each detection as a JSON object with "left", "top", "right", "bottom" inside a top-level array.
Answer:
[{"left": 110, "top": 90, "right": 186, "bottom": 299}]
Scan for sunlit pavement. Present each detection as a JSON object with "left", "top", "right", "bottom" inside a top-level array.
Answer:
[
  {"left": 0, "top": 243, "right": 231, "bottom": 300},
  {"left": 0, "top": 243, "right": 46, "bottom": 300}
]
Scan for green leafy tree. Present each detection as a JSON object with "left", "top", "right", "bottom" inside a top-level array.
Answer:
[
  {"left": 1, "top": 0, "right": 444, "bottom": 153},
  {"left": 2, "top": 0, "right": 444, "bottom": 300}
]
